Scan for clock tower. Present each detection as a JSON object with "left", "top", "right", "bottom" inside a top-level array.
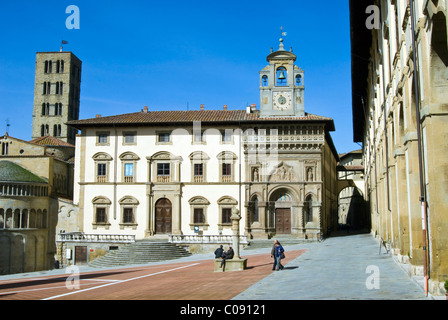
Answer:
[{"left": 259, "top": 37, "right": 305, "bottom": 117}]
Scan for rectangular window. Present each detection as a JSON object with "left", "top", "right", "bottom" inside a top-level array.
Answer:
[
  {"left": 222, "top": 163, "right": 231, "bottom": 176},
  {"left": 194, "top": 163, "right": 203, "bottom": 176},
  {"left": 123, "top": 208, "right": 133, "bottom": 223},
  {"left": 157, "top": 163, "right": 170, "bottom": 176},
  {"left": 124, "top": 163, "right": 133, "bottom": 176},
  {"left": 158, "top": 133, "right": 170, "bottom": 143},
  {"left": 124, "top": 133, "right": 135, "bottom": 144},
  {"left": 222, "top": 208, "right": 232, "bottom": 224},
  {"left": 98, "top": 134, "right": 108, "bottom": 144},
  {"left": 96, "top": 208, "right": 106, "bottom": 223},
  {"left": 98, "top": 163, "right": 107, "bottom": 176},
  {"left": 194, "top": 208, "right": 204, "bottom": 224}
]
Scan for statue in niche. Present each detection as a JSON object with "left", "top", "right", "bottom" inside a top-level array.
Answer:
[
  {"left": 252, "top": 168, "right": 259, "bottom": 182},
  {"left": 307, "top": 167, "right": 313, "bottom": 182}
]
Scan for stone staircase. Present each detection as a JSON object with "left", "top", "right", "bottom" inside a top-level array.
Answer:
[{"left": 89, "top": 240, "right": 191, "bottom": 268}]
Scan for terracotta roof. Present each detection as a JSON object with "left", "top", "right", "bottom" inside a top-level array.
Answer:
[
  {"left": 29, "top": 135, "right": 75, "bottom": 147},
  {"left": 67, "top": 110, "right": 335, "bottom": 130}
]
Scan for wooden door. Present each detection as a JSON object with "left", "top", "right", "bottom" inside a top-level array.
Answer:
[
  {"left": 275, "top": 208, "right": 291, "bottom": 234},
  {"left": 155, "top": 198, "right": 172, "bottom": 234},
  {"left": 75, "top": 246, "right": 87, "bottom": 264}
]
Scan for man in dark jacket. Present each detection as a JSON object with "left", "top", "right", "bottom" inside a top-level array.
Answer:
[
  {"left": 272, "top": 242, "right": 284, "bottom": 271},
  {"left": 214, "top": 245, "right": 224, "bottom": 258},
  {"left": 220, "top": 246, "right": 234, "bottom": 268}
]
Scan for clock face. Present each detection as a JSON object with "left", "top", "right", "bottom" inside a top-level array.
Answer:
[{"left": 273, "top": 92, "right": 292, "bottom": 110}]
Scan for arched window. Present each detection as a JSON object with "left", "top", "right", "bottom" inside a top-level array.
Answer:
[
  {"left": 305, "top": 195, "right": 313, "bottom": 223},
  {"left": 119, "top": 196, "right": 139, "bottom": 226},
  {"left": 262, "top": 75, "right": 268, "bottom": 87},
  {"left": 92, "top": 196, "right": 112, "bottom": 227},
  {"left": 276, "top": 67, "right": 287, "bottom": 86},
  {"left": 55, "top": 103, "right": 62, "bottom": 115},
  {"left": 253, "top": 196, "right": 259, "bottom": 222}
]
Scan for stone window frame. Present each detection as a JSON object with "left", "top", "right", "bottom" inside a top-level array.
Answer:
[
  {"left": 93, "top": 152, "right": 113, "bottom": 183},
  {"left": 156, "top": 131, "right": 172, "bottom": 145},
  {"left": 217, "top": 196, "right": 238, "bottom": 230},
  {"left": 118, "top": 195, "right": 139, "bottom": 229},
  {"left": 96, "top": 131, "right": 110, "bottom": 146},
  {"left": 189, "top": 151, "right": 210, "bottom": 183},
  {"left": 119, "top": 152, "right": 140, "bottom": 183},
  {"left": 122, "top": 131, "right": 137, "bottom": 145},
  {"left": 147, "top": 151, "right": 182, "bottom": 183},
  {"left": 188, "top": 196, "right": 210, "bottom": 231},
  {"left": 217, "top": 151, "right": 237, "bottom": 183},
  {"left": 92, "top": 196, "right": 111, "bottom": 229}
]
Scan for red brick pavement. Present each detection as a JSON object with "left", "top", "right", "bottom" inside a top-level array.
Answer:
[{"left": 0, "top": 249, "right": 306, "bottom": 300}]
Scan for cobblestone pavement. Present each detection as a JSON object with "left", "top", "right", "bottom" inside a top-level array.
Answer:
[
  {"left": 234, "top": 233, "right": 432, "bottom": 300},
  {"left": 0, "top": 233, "right": 439, "bottom": 301}
]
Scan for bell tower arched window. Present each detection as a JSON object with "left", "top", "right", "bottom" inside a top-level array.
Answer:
[
  {"left": 276, "top": 67, "right": 287, "bottom": 86},
  {"left": 262, "top": 75, "right": 268, "bottom": 87}
]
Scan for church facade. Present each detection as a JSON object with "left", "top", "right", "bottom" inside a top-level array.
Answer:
[{"left": 67, "top": 40, "right": 339, "bottom": 244}]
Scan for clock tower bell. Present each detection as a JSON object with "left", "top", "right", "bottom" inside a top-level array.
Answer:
[{"left": 259, "top": 37, "right": 305, "bottom": 117}]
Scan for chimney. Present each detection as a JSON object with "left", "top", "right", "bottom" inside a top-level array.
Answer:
[
  {"left": 250, "top": 104, "right": 257, "bottom": 112},
  {"left": 246, "top": 106, "right": 251, "bottom": 114},
  {"left": 200, "top": 104, "right": 204, "bottom": 111},
  {"left": 96, "top": 114, "right": 101, "bottom": 118},
  {"left": 223, "top": 104, "right": 228, "bottom": 111},
  {"left": 143, "top": 106, "right": 148, "bottom": 113}
]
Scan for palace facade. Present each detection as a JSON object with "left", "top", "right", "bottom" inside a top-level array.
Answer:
[{"left": 67, "top": 39, "right": 340, "bottom": 246}]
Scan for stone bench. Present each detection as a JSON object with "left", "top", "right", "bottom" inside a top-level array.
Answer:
[{"left": 214, "top": 258, "right": 247, "bottom": 272}]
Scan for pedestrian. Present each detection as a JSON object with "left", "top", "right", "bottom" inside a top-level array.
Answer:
[
  {"left": 214, "top": 245, "right": 224, "bottom": 259},
  {"left": 272, "top": 242, "right": 285, "bottom": 271},
  {"left": 220, "top": 246, "right": 234, "bottom": 268},
  {"left": 270, "top": 239, "right": 279, "bottom": 269}
]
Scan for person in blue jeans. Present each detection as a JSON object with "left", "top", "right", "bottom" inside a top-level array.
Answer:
[{"left": 271, "top": 241, "right": 284, "bottom": 271}]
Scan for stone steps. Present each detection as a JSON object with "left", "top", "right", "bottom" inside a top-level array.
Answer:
[{"left": 88, "top": 241, "right": 191, "bottom": 268}]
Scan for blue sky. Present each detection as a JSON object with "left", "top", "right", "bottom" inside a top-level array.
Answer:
[{"left": 0, "top": 0, "right": 360, "bottom": 154}]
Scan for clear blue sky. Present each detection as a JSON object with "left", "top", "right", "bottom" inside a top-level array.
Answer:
[{"left": 0, "top": 0, "right": 360, "bottom": 154}]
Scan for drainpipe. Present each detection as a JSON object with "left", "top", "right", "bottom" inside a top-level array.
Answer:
[
  {"left": 113, "top": 123, "right": 118, "bottom": 220},
  {"left": 409, "top": 0, "right": 428, "bottom": 296}
]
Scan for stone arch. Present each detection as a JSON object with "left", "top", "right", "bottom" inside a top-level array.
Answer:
[
  {"left": 337, "top": 186, "right": 367, "bottom": 230},
  {"left": 92, "top": 152, "right": 113, "bottom": 161},
  {"left": 119, "top": 151, "right": 140, "bottom": 161},
  {"left": 216, "top": 151, "right": 238, "bottom": 161},
  {"left": 429, "top": 11, "right": 448, "bottom": 104},
  {"left": 189, "top": 151, "right": 210, "bottom": 161},
  {"left": 149, "top": 151, "right": 179, "bottom": 161}
]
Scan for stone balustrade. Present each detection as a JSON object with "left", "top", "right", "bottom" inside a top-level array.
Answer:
[
  {"left": 57, "top": 232, "right": 135, "bottom": 243},
  {"left": 168, "top": 234, "right": 248, "bottom": 245}
]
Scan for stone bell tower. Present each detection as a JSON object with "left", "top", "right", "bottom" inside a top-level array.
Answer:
[
  {"left": 31, "top": 51, "right": 82, "bottom": 145},
  {"left": 259, "top": 36, "right": 305, "bottom": 117}
]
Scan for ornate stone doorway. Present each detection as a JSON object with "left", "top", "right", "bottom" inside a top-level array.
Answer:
[
  {"left": 275, "top": 208, "right": 291, "bottom": 234},
  {"left": 155, "top": 198, "right": 172, "bottom": 234},
  {"left": 270, "top": 189, "right": 294, "bottom": 235}
]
